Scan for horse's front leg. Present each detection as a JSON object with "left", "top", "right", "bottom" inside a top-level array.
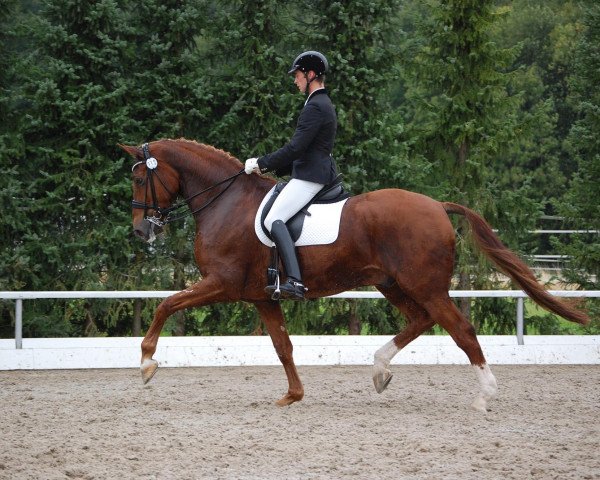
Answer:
[
  {"left": 140, "top": 276, "right": 227, "bottom": 384},
  {"left": 254, "top": 301, "right": 304, "bottom": 406}
]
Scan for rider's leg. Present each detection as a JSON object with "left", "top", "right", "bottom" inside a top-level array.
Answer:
[
  {"left": 264, "top": 178, "right": 325, "bottom": 231},
  {"left": 270, "top": 220, "right": 305, "bottom": 299},
  {"left": 264, "top": 179, "right": 324, "bottom": 300}
]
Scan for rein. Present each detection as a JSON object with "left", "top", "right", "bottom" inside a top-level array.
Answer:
[{"left": 131, "top": 143, "right": 245, "bottom": 227}]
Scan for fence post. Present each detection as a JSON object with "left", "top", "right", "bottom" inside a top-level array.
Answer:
[
  {"left": 516, "top": 297, "right": 524, "bottom": 345},
  {"left": 15, "top": 299, "right": 23, "bottom": 349}
]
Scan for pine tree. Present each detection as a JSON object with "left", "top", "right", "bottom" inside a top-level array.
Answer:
[
  {"left": 557, "top": 2, "right": 600, "bottom": 331},
  {"left": 0, "top": 0, "right": 26, "bottom": 336},
  {"left": 402, "top": 0, "right": 526, "bottom": 324},
  {"left": 126, "top": 0, "right": 206, "bottom": 141},
  {"left": 122, "top": 0, "right": 208, "bottom": 336},
  {"left": 198, "top": 0, "right": 299, "bottom": 158},
  {"left": 284, "top": 0, "right": 410, "bottom": 334},
  {"left": 6, "top": 0, "right": 147, "bottom": 335},
  {"left": 304, "top": 0, "right": 409, "bottom": 193},
  {"left": 492, "top": 0, "right": 584, "bottom": 227}
]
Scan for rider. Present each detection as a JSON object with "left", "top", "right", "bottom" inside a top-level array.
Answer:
[{"left": 245, "top": 51, "right": 338, "bottom": 300}]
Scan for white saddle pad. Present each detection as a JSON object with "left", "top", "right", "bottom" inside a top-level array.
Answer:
[{"left": 254, "top": 185, "right": 349, "bottom": 247}]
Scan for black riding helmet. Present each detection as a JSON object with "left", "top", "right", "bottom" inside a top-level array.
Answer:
[{"left": 288, "top": 51, "right": 329, "bottom": 77}]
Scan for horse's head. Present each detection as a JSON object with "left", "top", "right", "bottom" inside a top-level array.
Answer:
[{"left": 120, "top": 142, "right": 181, "bottom": 243}]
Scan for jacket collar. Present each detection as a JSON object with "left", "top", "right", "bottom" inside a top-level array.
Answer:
[{"left": 304, "top": 87, "right": 327, "bottom": 106}]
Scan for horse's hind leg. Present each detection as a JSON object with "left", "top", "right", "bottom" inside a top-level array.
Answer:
[
  {"left": 373, "top": 285, "right": 435, "bottom": 393},
  {"left": 254, "top": 301, "right": 304, "bottom": 406},
  {"left": 423, "top": 296, "right": 498, "bottom": 413}
]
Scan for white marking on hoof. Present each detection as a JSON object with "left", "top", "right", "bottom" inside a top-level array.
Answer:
[
  {"left": 373, "top": 339, "right": 400, "bottom": 393},
  {"left": 373, "top": 368, "right": 393, "bottom": 393},
  {"left": 141, "top": 358, "right": 159, "bottom": 385},
  {"left": 471, "top": 396, "right": 488, "bottom": 413},
  {"left": 471, "top": 363, "right": 497, "bottom": 412}
]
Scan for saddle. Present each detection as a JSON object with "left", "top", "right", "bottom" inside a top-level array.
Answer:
[{"left": 260, "top": 175, "right": 350, "bottom": 242}]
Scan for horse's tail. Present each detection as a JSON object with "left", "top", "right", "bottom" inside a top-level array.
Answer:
[{"left": 442, "top": 202, "right": 590, "bottom": 325}]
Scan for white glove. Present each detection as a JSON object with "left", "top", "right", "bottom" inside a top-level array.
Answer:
[{"left": 245, "top": 157, "right": 259, "bottom": 174}]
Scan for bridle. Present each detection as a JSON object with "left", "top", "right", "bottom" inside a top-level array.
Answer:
[{"left": 131, "top": 143, "right": 244, "bottom": 227}]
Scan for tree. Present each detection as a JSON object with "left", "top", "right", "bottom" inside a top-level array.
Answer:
[
  {"left": 3, "top": 0, "right": 145, "bottom": 336},
  {"left": 305, "top": 0, "right": 410, "bottom": 193},
  {"left": 123, "top": 0, "right": 208, "bottom": 336},
  {"left": 556, "top": 2, "right": 600, "bottom": 332},
  {"left": 402, "top": 0, "right": 531, "bottom": 324},
  {"left": 1, "top": 0, "right": 595, "bottom": 338},
  {"left": 198, "top": 0, "right": 299, "bottom": 157},
  {"left": 0, "top": 0, "right": 27, "bottom": 336},
  {"left": 126, "top": 0, "right": 206, "bottom": 141},
  {"left": 280, "top": 0, "right": 412, "bottom": 335},
  {"left": 493, "top": 0, "right": 583, "bottom": 214}
]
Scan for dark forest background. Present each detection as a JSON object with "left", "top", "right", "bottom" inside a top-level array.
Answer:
[{"left": 1, "top": 0, "right": 598, "bottom": 338}]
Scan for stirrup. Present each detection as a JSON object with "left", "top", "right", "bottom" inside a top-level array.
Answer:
[
  {"left": 265, "top": 272, "right": 281, "bottom": 301},
  {"left": 265, "top": 285, "right": 282, "bottom": 301}
]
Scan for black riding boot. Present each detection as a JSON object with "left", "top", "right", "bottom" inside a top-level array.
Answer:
[{"left": 266, "top": 220, "right": 306, "bottom": 300}]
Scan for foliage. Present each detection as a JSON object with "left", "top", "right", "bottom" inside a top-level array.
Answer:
[
  {"left": 198, "top": 0, "right": 300, "bottom": 158},
  {"left": 554, "top": 1, "right": 600, "bottom": 331},
  {"left": 0, "top": 0, "right": 596, "bottom": 338},
  {"left": 305, "top": 0, "right": 410, "bottom": 193},
  {"left": 0, "top": 0, "right": 139, "bottom": 335},
  {"left": 401, "top": 0, "right": 536, "bottom": 330},
  {"left": 493, "top": 0, "right": 583, "bottom": 214}
]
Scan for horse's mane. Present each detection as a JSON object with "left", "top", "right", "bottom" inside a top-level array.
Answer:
[
  {"left": 162, "top": 138, "right": 241, "bottom": 165},
  {"left": 153, "top": 137, "right": 270, "bottom": 196}
]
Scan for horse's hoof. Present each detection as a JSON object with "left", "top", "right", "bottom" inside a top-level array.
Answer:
[
  {"left": 373, "top": 370, "right": 393, "bottom": 394},
  {"left": 275, "top": 392, "right": 303, "bottom": 407},
  {"left": 141, "top": 358, "right": 159, "bottom": 385},
  {"left": 471, "top": 397, "right": 488, "bottom": 413}
]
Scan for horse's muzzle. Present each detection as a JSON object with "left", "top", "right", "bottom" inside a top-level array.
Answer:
[{"left": 133, "top": 219, "right": 163, "bottom": 243}]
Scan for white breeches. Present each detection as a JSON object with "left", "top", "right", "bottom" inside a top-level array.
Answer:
[{"left": 264, "top": 178, "right": 324, "bottom": 232}]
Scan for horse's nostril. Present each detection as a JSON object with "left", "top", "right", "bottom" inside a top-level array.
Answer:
[{"left": 134, "top": 229, "right": 146, "bottom": 240}]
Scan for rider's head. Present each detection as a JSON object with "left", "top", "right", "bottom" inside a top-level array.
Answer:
[{"left": 288, "top": 51, "right": 328, "bottom": 95}]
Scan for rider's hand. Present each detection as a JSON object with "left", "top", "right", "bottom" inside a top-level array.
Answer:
[{"left": 245, "top": 158, "right": 259, "bottom": 175}]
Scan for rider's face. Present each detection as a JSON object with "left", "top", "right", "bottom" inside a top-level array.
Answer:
[
  {"left": 294, "top": 70, "right": 316, "bottom": 93},
  {"left": 293, "top": 70, "right": 306, "bottom": 92}
]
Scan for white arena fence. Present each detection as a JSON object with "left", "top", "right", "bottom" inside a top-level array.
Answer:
[{"left": 1, "top": 290, "right": 598, "bottom": 369}]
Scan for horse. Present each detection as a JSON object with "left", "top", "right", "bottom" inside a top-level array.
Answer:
[{"left": 121, "top": 138, "right": 589, "bottom": 412}]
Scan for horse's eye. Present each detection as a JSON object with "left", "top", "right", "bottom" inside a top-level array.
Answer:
[{"left": 134, "top": 177, "right": 145, "bottom": 186}]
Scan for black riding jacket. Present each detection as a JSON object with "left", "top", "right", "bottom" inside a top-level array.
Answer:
[{"left": 258, "top": 88, "right": 338, "bottom": 185}]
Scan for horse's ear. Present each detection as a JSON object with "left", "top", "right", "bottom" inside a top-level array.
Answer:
[{"left": 118, "top": 143, "right": 142, "bottom": 159}]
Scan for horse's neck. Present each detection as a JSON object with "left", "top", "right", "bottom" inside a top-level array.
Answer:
[
  {"left": 171, "top": 145, "right": 241, "bottom": 199},
  {"left": 169, "top": 144, "right": 274, "bottom": 221}
]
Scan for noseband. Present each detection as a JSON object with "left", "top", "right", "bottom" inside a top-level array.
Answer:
[{"left": 131, "top": 143, "right": 244, "bottom": 227}]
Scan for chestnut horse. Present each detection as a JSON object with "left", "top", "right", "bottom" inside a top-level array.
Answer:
[{"left": 121, "top": 139, "right": 588, "bottom": 412}]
